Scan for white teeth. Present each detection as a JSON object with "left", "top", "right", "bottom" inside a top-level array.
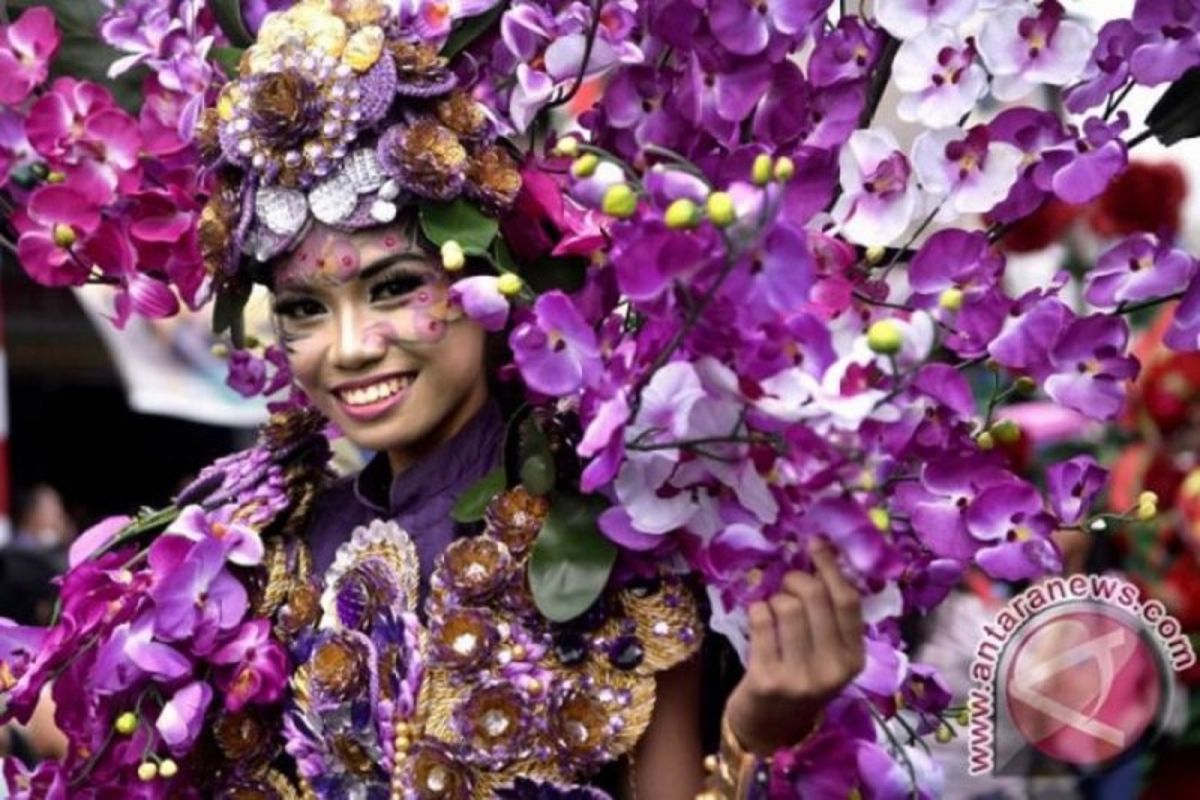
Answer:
[{"left": 337, "top": 375, "right": 413, "bottom": 407}]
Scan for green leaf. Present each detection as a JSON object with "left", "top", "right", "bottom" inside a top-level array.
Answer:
[
  {"left": 211, "top": 46, "right": 245, "bottom": 78},
  {"left": 440, "top": 5, "right": 505, "bottom": 60},
  {"left": 1146, "top": 66, "right": 1200, "bottom": 146},
  {"left": 518, "top": 415, "right": 557, "bottom": 495},
  {"left": 524, "top": 254, "right": 588, "bottom": 294},
  {"left": 419, "top": 198, "right": 499, "bottom": 254},
  {"left": 9, "top": 0, "right": 104, "bottom": 35},
  {"left": 452, "top": 467, "right": 507, "bottom": 522},
  {"left": 529, "top": 492, "right": 617, "bottom": 622},
  {"left": 212, "top": 0, "right": 254, "bottom": 49}
]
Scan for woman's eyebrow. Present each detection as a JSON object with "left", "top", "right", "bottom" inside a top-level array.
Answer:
[{"left": 358, "top": 252, "right": 435, "bottom": 282}]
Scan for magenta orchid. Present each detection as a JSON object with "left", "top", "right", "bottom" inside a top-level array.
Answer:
[{"left": 0, "top": 7, "right": 60, "bottom": 105}]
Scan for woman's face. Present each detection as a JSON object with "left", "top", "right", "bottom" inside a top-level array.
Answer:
[{"left": 272, "top": 223, "right": 488, "bottom": 470}]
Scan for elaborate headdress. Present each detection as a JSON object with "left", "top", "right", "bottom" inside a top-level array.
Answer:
[{"left": 194, "top": 0, "right": 522, "bottom": 309}]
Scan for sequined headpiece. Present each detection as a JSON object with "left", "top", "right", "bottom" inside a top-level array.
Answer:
[{"left": 195, "top": 0, "right": 521, "bottom": 278}]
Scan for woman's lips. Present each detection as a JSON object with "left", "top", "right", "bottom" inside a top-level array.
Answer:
[{"left": 332, "top": 372, "right": 416, "bottom": 421}]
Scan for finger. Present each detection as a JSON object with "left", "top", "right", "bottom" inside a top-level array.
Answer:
[
  {"left": 809, "top": 539, "right": 865, "bottom": 650},
  {"left": 771, "top": 581, "right": 813, "bottom": 667},
  {"left": 746, "top": 600, "right": 781, "bottom": 672},
  {"left": 784, "top": 569, "right": 840, "bottom": 669}
]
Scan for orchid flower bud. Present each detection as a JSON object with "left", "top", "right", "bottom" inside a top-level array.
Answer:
[{"left": 441, "top": 240, "right": 466, "bottom": 271}]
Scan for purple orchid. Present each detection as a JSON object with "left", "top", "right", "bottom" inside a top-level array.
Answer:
[
  {"left": 875, "top": 0, "right": 977, "bottom": 40},
  {"left": 893, "top": 29, "right": 987, "bottom": 128},
  {"left": 1130, "top": 0, "right": 1200, "bottom": 85},
  {"left": 510, "top": 291, "right": 603, "bottom": 395},
  {"left": 809, "top": 17, "right": 885, "bottom": 87},
  {"left": 1046, "top": 455, "right": 1108, "bottom": 526},
  {"left": 912, "top": 125, "right": 1023, "bottom": 219},
  {"left": 156, "top": 680, "right": 213, "bottom": 755},
  {"left": 707, "top": 0, "right": 832, "bottom": 57},
  {"left": 91, "top": 611, "right": 192, "bottom": 694},
  {"left": 964, "top": 479, "right": 1062, "bottom": 580},
  {"left": 1033, "top": 115, "right": 1130, "bottom": 206},
  {"left": 210, "top": 620, "right": 288, "bottom": 712},
  {"left": 1166, "top": 273, "right": 1200, "bottom": 351},
  {"left": 978, "top": 0, "right": 1095, "bottom": 101},
  {"left": 165, "top": 504, "right": 265, "bottom": 567},
  {"left": 831, "top": 128, "right": 921, "bottom": 247},
  {"left": 1043, "top": 314, "right": 1140, "bottom": 421},
  {"left": 1064, "top": 20, "right": 1144, "bottom": 113},
  {"left": 451, "top": 276, "right": 514, "bottom": 331},
  {"left": 148, "top": 536, "right": 248, "bottom": 654},
  {"left": 1086, "top": 233, "right": 1197, "bottom": 310},
  {"left": 13, "top": 164, "right": 112, "bottom": 288},
  {"left": 0, "top": 7, "right": 60, "bottom": 105}
]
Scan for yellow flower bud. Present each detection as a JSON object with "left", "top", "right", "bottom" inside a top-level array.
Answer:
[
  {"left": 751, "top": 154, "right": 772, "bottom": 186},
  {"left": 1014, "top": 375, "right": 1037, "bottom": 394},
  {"left": 211, "top": 343, "right": 230, "bottom": 359},
  {"left": 497, "top": 273, "right": 523, "bottom": 297},
  {"left": 864, "top": 245, "right": 886, "bottom": 265},
  {"left": 705, "top": 192, "right": 736, "bottom": 227},
  {"left": 114, "top": 712, "right": 138, "bottom": 735},
  {"left": 1137, "top": 500, "right": 1157, "bottom": 521},
  {"left": 976, "top": 431, "right": 995, "bottom": 451},
  {"left": 956, "top": 707, "right": 970, "bottom": 726},
  {"left": 866, "top": 319, "right": 903, "bottom": 355},
  {"left": 137, "top": 762, "right": 159, "bottom": 782},
  {"left": 45, "top": 171, "right": 66, "bottom": 184},
  {"left": 52, "top": 224, "right": 76, "bottom": 249},
  {"left": 158, "top": 759, "right": 178, "bottom": 779},
  {"left": 1138, "top": 490, "right": 1159, "bottom": 507},
  {"left": 571, "top": 153, "right": 600, "bottom": 178},
  {"left": 553, "top": 136, "right": 580, "bottom": 157},
  {"left": 990, "top": 419, "right": 1021, "bottom": 444},
  {"left": 772, "top": 156, "right": 795, "bottom": 182},
  {"left": 343, "top": 25, "right": 384, "bottom": 71},
  {"left": 935, "top": 723, "right": 954, "bottom": 744},
  {"left": 938, "top": 287, "right": 964, "bottom": 312},
  {"left": 440, "top": 240, "right": 466, "bottom": 271},
  {"left": 242, "top": 334, "right": 261, "bottom": 350},
  {"left": 601, "top": 184, "right": 638, "bottom": 218},
  {"left": 868, "top": 507, "right": 890, "bottom": 532},
  {"left": 664, "top": 198, "right": 700, "bottom": 229}
]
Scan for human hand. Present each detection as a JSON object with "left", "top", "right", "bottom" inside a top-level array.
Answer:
[{"left": 723, "top": 539, "right": 866, "bottom": 756}]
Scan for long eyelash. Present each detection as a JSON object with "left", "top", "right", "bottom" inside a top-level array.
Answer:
[{"left": 370, "top": 271, "right": 427, "bottom": 301}]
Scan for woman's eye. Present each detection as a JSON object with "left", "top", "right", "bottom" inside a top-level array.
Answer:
[
  {"left": 371, "top": 275, "right": 425, "bottom": 303},
  {"left": 274, "top": 298, "right": 326, "bottom": 320}
]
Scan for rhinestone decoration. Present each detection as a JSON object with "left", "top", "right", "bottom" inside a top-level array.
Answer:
[
  {"left": 308, "top": 171, "right": 358, "bottom": 224},
  {"left": 256, "top": 186, "right": 309, "bottom": 237}
]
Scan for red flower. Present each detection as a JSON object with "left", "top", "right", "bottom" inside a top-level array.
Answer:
[
  {"left": 997, "top": 197, "right": 1079, "bottom": 253},
  {"left": 1087, "top": 161, "right": 1187, "bottom": 238}
]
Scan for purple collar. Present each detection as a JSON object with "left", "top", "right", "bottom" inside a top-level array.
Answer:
[{"left": 351, "top": 398, "right": 505, "bottom": 516}]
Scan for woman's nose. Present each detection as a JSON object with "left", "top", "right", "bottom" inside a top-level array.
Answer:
[{"left": 333, "top": 309, "right": 387, "bottom": 370}]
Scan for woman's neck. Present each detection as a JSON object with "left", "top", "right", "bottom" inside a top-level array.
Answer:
[{"left": 386, "top": 380, "right": 490, "bottom": 476}]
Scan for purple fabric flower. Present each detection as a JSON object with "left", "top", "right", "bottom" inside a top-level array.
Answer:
[
  {"left": 1044, "top": 314, "right": 1140, "bottom": 421},
  {"left": 1130, "top": 0, "right": 1200, "bottom": 85},
  {"left": 510, "top": 291, "right": 602, "bottom": 395},
  {"left": 91, "top": 611, "right": 192, "bottom": 694},
  {"left": 1047, "top": 455, "right": 1108, "bottom": 525},
  {"left": 1086, "top": 233, "right": 1197, "bottom": 310},
  {"left": 978, "top": 0, "right": 1095, "bottom": 101},
  {"left": 227, "top": 349, "right": 268, "bottom": 398}
]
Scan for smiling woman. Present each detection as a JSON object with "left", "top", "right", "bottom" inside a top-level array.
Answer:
[{"left": 269, "top": 220, "right": 490, "bottom": 471}]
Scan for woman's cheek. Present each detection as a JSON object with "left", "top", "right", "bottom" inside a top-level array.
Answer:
[{"left": 281, "top": 331, "right": 327, "bottom": 397}]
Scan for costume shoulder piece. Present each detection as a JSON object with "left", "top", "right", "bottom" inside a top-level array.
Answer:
[
  {"left": 0, "top": 408, "right": 700, "bottom": 798},
  {"left": 285, "top": 487, "right": 701, "bottom": 798}
]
